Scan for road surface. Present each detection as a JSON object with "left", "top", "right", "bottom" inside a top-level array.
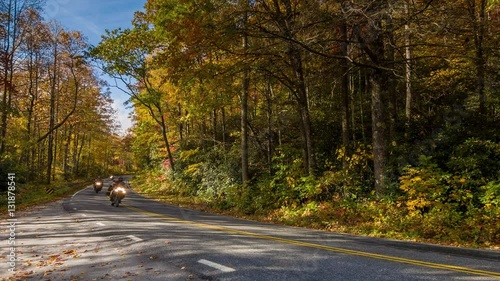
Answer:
[{"left": 1, "top": 179, "right": 499, "bottom": 280}]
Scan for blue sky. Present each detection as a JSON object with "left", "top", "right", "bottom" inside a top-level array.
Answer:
[{"left": 43, "top": 0, "right": 147, "bottom": 134}]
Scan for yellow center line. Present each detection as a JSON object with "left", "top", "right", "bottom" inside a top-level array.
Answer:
[{"left": 125, "top": 204, "right": 500, "bottom": 279}]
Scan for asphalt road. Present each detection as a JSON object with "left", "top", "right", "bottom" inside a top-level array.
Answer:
[{"left": 2, "top": 179, "right": 499, "bottom": 280}]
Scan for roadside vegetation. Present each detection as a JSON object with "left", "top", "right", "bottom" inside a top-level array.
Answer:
[
  {"left": 0, "top": 180, "right": 89, "bottom": 217},
  {"left": 97, "top": 1, "right": 500, "bottom": 248},
  {"left": 132, "top": 139, "right": 500, "bottom": 248}
]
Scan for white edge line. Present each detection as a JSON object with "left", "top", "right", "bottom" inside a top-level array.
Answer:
[
  {"left": 126, "top": 235, "right": 143, "bottom": 242},
  {"left": 71, "top": 187, "right": 89, "bottom": 199},
  {"left": 96, "top": 222, "right": 105, "bottom": 226},
  {"left": 197, "top": 259, "right": 236, "bottom": 273}
]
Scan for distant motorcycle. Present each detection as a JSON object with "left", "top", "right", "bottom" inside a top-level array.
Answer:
[
  {"left": 109, "top": 182, "right": 127, "bottom": 207},
  {"left": 93, "top": 179, "right": 103, "bottom": 193}
]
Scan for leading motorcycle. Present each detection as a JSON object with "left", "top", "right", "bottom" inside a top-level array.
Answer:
[{"left": 109, "top": 182, "right": 127, "bottom": 207}]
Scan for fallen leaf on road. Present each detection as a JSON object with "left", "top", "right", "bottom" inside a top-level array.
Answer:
[
  {"left": 63, "top": 249, "right": 77, "bottom": 255},
  {"left": 14, "top": 270, "right": 34, "bottom": 279}
]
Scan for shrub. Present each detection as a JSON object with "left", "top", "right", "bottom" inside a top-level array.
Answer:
[
  {"left": 317, "top": 143, "right": 374, "bottom": 200},
  {"left": 447, "top": 138, "right": 500, "bottom": 182},
  {"left": 399, "top": 155, "right": 450, "bottom": 216}
]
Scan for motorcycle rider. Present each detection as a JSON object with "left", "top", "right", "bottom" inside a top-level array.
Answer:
[
  {"left": 108, "top": 176, "right": 125, "bottom": 200},
  {"left": 93, "top": 176, "right": 104, "bottom": 192},
  {"left": 94, "top": 176, "right": 102, "bottom": 184}
]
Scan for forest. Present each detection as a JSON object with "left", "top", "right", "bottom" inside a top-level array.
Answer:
[
  {"left": 2, "top": 0, "right": 500, "bottom": 247},
  {"left": 0, "top": 0, "right": 131, "bottom": 187},
  {"left": 91, "top": 0, "right": 500, "bottom": 247}
]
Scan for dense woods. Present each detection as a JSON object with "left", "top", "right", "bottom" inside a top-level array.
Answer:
[
  {"left": 0, "top": 0, "right": 127, "bottom": 186},
  {"left": 91, "top": 0, "right": 500, "bottom": 246},
  {"left": 1, "top": 0, "right": 497, "bottom": 247}
]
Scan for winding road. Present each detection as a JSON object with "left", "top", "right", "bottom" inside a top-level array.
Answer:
[{"left": 2, "top": 178, "right": 499, "bottom": 280}]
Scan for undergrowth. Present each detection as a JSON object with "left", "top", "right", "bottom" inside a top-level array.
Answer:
[{"left": 132, "top": 139, "right": 500, "bottom": 249}]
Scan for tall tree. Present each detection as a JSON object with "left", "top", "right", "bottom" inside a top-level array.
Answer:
[
  {"left": 0, "top": 0, "right": 42, "bottom": 154},
  {"left": 240, "top": 0, "right": 250, "bottom": 184},
  {"left": 91, "top": 20, "right": 176, "bottom": 171},
  {"left": 349, "top": 0, "right": 391, "bottom": 194}
]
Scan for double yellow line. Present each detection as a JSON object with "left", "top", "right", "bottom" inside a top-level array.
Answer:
[{"left": 125, "top": 204, "right": 500, "bottom": 279}]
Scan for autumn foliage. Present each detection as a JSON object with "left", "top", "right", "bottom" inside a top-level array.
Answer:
[
  {"left": 0, "top": 2, "right": 130, "bottom": 187},
  {"left": 91, "top": 0, "right": 499, "bottom": 247}
]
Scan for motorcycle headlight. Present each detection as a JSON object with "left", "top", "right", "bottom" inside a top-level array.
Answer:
[{"left": 115, "top": 187, "right": 126, "bottom": 193}]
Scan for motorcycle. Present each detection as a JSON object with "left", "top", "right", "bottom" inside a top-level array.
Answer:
[
  {"left": 93, "top": 179, "right": 104, "bottom": 193},
  {"left": 110, "top": 182, "right": 127, "bottom": 207}
]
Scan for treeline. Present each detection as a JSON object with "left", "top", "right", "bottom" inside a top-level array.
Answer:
[
  {"left": 0, "top": 0, "right": 127, "bottom": 186},
  {"left": 93, "top": 1, "right": 500, "bottom": 245}
]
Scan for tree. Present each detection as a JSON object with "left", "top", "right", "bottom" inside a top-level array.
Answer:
[
  {"left": 0, "top": 0, "right": 43, "bottom": 154},
  {"left": 91, "top": 20, "right": 176, "bottom": 171}
]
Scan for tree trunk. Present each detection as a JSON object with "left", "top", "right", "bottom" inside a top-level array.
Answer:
[
  {"left": 76, "top": 133, "right": 85, "bottom": 175},
  {"left": 24, "top": 48, "right": 38, "bottom": 176},
  {"left": 212, "top": 109, "right": 218, "bottom": 143},
  {"left": 160, "top": 112, "right": 175, "bottom": 171},
  {"left": 265, "top": 78, "right": 274, "bottom": 175},
  {"left": 404, "top": 0, "right": 413, "bottom": 127},
  {"left": 46, "top": 38, "right": 58, "bottom": 184},
  {"left": 370, "top": 70, "right": 386, "bottom": 195},
  {"left": 385, "top": 14, "right": 397, "bottom": 146},
  {"left": 241, "top": 0, "right": 250, "bottom": 184},
  {"left": 469, "top": 0, "right": 487, "bottom": 116},
  {"left": 63, "top": 125, "right": 72, "bottom": 179},
  {"left": 354, "top": 1, "right": 388, "bottom": 195},
  {"left": 289, "top": 45, "right": 315, "bottom": 175},
  {"left": 222, "top": 107, "right": 227, "bottom": 144},
  {"left": 178, "top": 104, "right": 184, "bottom": 141},
  {"left": 241, "top": 64, "right": 250, "bottom": 184},
  {"left": 341, "top": 17, "right": 351, "bottom": 169}
]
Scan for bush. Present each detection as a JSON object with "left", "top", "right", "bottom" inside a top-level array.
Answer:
[
  {"left": 169, "top": 145, "right": 241, "bottom": 205},
  {"left": 317, "top": 143, "right": 374, "bottom": 200},
  {"left": 397, "top": 153, "right": 500, "bottom": 246},
  {"left": 447, "top": 138, "right": 500, "bottom": 180}
]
